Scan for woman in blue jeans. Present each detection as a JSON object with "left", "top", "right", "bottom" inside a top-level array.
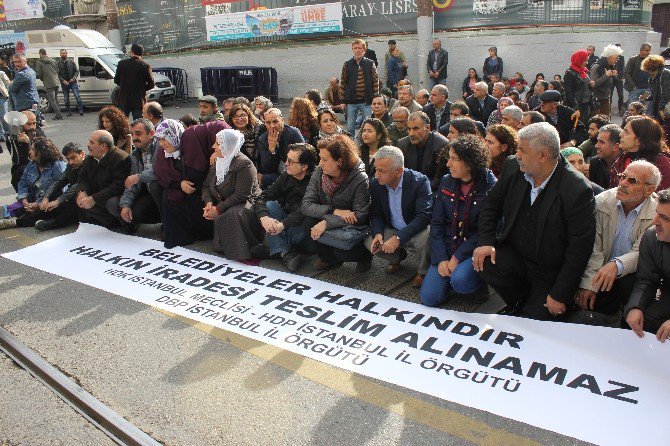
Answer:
[{"left": 420, "top": 135, "right": 497, "bottom": 307}]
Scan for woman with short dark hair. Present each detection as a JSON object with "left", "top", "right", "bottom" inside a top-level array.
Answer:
[
  {"left": 302, "top": 134, "right": 372, "bottom": 272},
  {"left": 611, "top": 115, "right": 670, "bottom": 190},
  {"left": 420, "top": 135, "right": 496, "bottom": 306}
]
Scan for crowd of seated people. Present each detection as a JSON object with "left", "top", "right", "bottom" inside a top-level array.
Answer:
[{"left": 3, "top": 37, "right": 670, "bottom": 342}]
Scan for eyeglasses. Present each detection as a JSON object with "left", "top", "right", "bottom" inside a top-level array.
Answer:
[
  {"left": 285, "top": 159, "right": 302, "bottom": 166},
  {"left": 617, "top": 173, "right": 652, "bottom": 185},
  {"left": 392, "top": 119, "right": 407, "bottom": 124}
]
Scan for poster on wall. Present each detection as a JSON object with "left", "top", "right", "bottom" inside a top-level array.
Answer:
[
  {"left": 118, "top": 0, "right": 208, "bottom": 52},
  {"left": 206, "top": 2, "right": 343, "bottom": 42},
  {"left": 0, "top": 0, "right": 44, "bottom": 22},
  {"left": 0, "top": 0, "right": 71, "bottom": 33}
]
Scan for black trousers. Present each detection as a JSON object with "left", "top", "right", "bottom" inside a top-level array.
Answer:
[
  {"left": 478, "top": 242, "right": 564, "bottom": 321},
  {"left": 120, "top": 105, "right": 143, "bottom": 122},
  {"left": 592, "top": 273, "right": 636, "bottom": 315},
  {"left": 302, "top": 216, "right": 372, "bottom": 264},
  {"left": 79, "top": 197, "right": 121, "bottom": 228},
  {"left": 639, "top": 294, "right": 670, "bottom": 334},
  {"left": 106, "top": 185, "right": 162, "bottom": 226},
  {"left": 16, "top": 200, "right": 79, "bottom": 228}
]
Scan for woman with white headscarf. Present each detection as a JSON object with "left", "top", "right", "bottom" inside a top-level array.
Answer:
[
  {"left": 203, "top": 128, "right": 261, "bottom": 260},
  {"left": 153, "top": 119, "right": 213, "bottom": 249}
]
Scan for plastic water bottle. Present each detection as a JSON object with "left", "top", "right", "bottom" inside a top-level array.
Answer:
[{"left": 1, "top": 206, "right": 10, "bottom": 219}]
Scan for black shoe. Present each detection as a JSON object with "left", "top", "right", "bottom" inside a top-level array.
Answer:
[
  {"left": 66, "top": 112, "right": 72, "bottom": 117},
  {"left": 497, "top": 301, "right": 524, "bottom": 316},
  {"left": 250, "top": 244, "right": 270, "bottom": 259},
  {"left": 35, "top": 219, "right": 58, "bottom": 231},
  {"left": 120, "top": 223, "right": 138, "bottom": 234},
  {"left": 356, "top": 260, "right": 372, "bottom": 273},
  {"left": 54, "top": 115, "right": 63, "bottom": 120},
  {"left": 282, "top": 252, "right": 301, "bottom": 272},
  {"left": 79, "top": 112, "right": 85, "bottom": 116}
]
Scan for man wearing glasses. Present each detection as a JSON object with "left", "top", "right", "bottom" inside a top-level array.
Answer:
[
  {"left": 386, "top": 107, "right": 409, "bottom": 145},
  {"left": 248, "top": 143, "right": 318, "bottom": 271},
  {"left": 574, "top": 160, "right": 659, "bottom": 326}
]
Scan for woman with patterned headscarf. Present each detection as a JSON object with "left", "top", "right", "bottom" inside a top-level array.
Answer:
[
  {"left": 202, "top": 128, "right": 261, "bottom": 261},
  {"left": 153, "top": 119, "right": 213, "bottom": 248}
]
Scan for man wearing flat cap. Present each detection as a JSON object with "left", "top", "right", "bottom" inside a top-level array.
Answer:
[
  {"left": 537, "top": 90, "right": 586, "bottom": 148},
  {"left": 198, "top": 95, "right": 226, "bottom": 124}
]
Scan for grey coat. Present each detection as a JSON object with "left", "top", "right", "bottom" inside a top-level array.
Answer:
[
  {"left": 35, "top": 56, "right": 60, "bottom": 89},
  {"left": 203, "top": 153, "right": 261, "bottom": 260},
  {"left": 302, "top": 162, "right": 370, "bottom": 229}
]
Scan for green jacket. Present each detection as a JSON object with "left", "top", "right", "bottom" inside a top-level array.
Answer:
[{"left": 35, "top": 56, "right": 60, "bottom": 89}]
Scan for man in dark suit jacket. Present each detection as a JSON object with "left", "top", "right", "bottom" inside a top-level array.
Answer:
[
  {"left": 426, "top": 38, "right": 448, "bottom": 87},
  {"left": 465, "top": 81, "right": 498, "bottom": 125},
  {"left": 422, "top": 84, "right": 452, "bottom": 131},
  {"left": 114, "top": 43, "right": 155, "bottom": 120},
  {"left": 76, "top": 130, "right": 131, "bottom": 229},
  {"left": 365, "top": 146, "right": 432, "bottom": 287},
  {"left": 537, "top": 90, "right": 587, "bottom": 147},
  {"left": 397, "top": 111, "right": 448, "bottom": 190},
  {"left": 473, "top": 122, "right": 596, "bottom": 320}
]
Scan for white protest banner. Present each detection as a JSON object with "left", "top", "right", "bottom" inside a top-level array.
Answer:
[
  {"left": 206, "top": 2, "right": 342, "bottom": 42},
  {"left": 4, "top": 224, "right": 669, "bottom": 445}
]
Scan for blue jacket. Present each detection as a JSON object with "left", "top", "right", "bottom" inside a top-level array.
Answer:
[
  {"left": 430, "top": 170, "right": 497, "bottom": 264},
  {"left": 370, "top": 169, "right": 432, "bottom": 245},
  {"left": 9, "top": 66, "right": 39, "bottom": 111},
  {"left": 17, "top": 160, "right": 67, "bottom": 202},
  {"left": 386, "top": 56, "right": 403, "bottom": 88}
]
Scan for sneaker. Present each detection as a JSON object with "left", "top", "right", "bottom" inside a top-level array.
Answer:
[
  {"left": 35, "top": 219, "right": 58, "bottom": 231},
  {"left": 79, "top": 112, "right": 85, "bottom": 116},
  {"left": 0, "top": 217, "right": 17, "bottom": 229},
  {"left": 66, "top": 112, "right": 72, "bottom": 117},
  {"left": 250, "top": 244, "right": 270, "bottom": 259},
  {"left": 282, "top": 252, "right": 301, "bottom": 272}
]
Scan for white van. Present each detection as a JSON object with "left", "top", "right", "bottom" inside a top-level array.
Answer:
[{"left": 24, "top": 28, "right": 175, "bottom": 111}]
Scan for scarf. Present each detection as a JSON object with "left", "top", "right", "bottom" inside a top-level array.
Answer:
[
  {"left": 318, "top": 126, "right": 343, "bottom": 141},
  {"left": 215, "top": 129, "right": 244, "bottom": 185},
  {"left": 155, "top": 119, "right": 185, "bottom": 150},
  {"left": 570, "top": 50, "right": 590, "bottom": 79},
  {"left": 321, "top": 169, "right": 349, "bottom": 197}
]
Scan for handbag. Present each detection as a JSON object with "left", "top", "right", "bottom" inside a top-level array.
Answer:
[{"left": 318, "top": 224, "right": 370, "bottom": 250}]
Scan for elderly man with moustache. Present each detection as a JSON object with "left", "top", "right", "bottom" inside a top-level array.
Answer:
[{"left": 574, "top": 160, "right": 659, "bottom": 327}]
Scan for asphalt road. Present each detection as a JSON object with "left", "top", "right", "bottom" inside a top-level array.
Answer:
[{"left": 0, "top": 102, "right": 591, "bottom": 446}]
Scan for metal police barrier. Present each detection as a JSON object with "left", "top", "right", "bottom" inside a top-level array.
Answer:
[
  {"left": 200, "top": 67, "right": 278, "bottom": 103},
  {"left": 152, "top": 67, "right": 189, "bottom": 102}
]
